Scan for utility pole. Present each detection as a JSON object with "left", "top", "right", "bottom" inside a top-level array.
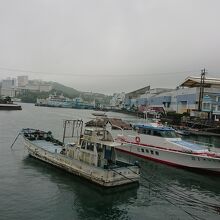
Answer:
[{"left": 198, "top": 68, "right": 206, "bottom": 111}]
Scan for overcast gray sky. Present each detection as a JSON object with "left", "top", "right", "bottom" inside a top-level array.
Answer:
[{"left": 0, "top": 0, "right": 219, "bottom": 94}]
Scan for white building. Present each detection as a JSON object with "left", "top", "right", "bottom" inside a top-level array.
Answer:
[
  {"left": 17, "top": 81, "right": 52, "bottom": 93},
  {"left": 126, "top": 76, "right": 220, "bottom": 119},
  {"left": 0, "top": 78, "right": 17, "bottom": 97},
  {"left": 1, "top": 76, "right": 52, "bottom": 97}
]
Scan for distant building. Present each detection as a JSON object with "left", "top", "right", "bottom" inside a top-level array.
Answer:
[
  {"left": 124, "top": 86, "right": 151, "bottom": 109},
  {"left": 0, "top": 76, "right": 52, "bottom": 97},
  {"left": 17, "top": 80, "right": 52, "bottom": 94},
  {"left": 110, "top": 92, "right": 125, "bottom": 109},
  {"left": 123, "top": 75, "right": 220, "bottom": 120},
  {"left": 124, "top": 86, "right": 173, "bottom": 111},
  {"left": 0, "top": 77, "right": 17, "bottom": 97},
  {"left": 17, "top": 76, "right": 28, "bottom": 87},
  {"left": 179, "top": 76, "right": 220, "bottom": 120}
]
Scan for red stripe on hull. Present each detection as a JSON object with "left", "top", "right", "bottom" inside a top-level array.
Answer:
[
  {"left": 116, "top": 148, "right": 220, "bottom": 175},
  {"left": 117, "top": 139, "right": 220, "bottom": 158}
]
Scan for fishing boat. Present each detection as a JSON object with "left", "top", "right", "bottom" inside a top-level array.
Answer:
[
  {"left": 20, "top": 120, "right": 140, "bottom": 187},
  {"left": 115, "top": 121, "right": 220, "bottom": 173}
]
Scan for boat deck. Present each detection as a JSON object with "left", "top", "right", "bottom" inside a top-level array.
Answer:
[
  {"left": 170, "top": 140, "right": 209, "bottom": 152},
  {"left": 31, "top": 140, "right": 63, "bottom": 154}
]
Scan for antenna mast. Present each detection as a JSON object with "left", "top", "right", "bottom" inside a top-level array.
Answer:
[{"left": 198, "top": 68, "right": 206, "bottom": 111}]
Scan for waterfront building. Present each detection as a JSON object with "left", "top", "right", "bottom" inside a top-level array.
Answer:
[
  {"left": 17, "top": 76, "right": 28, "bottom": 87},
  {"left": 124, "top": 86, "right": 150, "bottom": 110},
  {"left": 0, "top": 77, "right": 17, "bottom": 97},
  {"left": 124, "top": 86, "right": 173, "bottom": 112},
  {"left": 177, "top": 76, "right": 220, "bottom": 120},
  {"left": 124, "top": 76, "right": 220, "bottom": 119},
  {"left": 0, "top": 76, "right": 52, "bottom": 97},
  {"left": 17, "top": 80, "right": 52, "bottom": 94},
  {"left": 110, "top": 92, "right": 125, "bottom": 109}
]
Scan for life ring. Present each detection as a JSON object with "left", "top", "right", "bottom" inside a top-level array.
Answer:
[{"left": 135, "top": 136, "right": 140, "bottom": 143}]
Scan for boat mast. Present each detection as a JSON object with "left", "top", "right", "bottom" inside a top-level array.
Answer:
[{"left": 62, "top": 119, "right": 83, "bottom": 144}]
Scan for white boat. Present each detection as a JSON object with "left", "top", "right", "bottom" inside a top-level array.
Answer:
[
  {"left": 21, "top": 122, "right": 140, "bottom": 187},
  {"left": 115, "top": 121, "right": 220, "bottom": 173}
]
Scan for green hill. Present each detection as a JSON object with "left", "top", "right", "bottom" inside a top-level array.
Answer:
[
  {"left": 51, "top": 82, "right": 80, "bottom": 98},
  {"left": 17, "top": 81, "right": 111, "bottom": 105}
]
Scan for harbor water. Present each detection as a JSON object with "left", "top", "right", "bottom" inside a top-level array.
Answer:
[{"left": 0, "top": 103, "right": 220, "bottom": 220}]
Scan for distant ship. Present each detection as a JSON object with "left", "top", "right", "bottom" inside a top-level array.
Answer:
[
  {"left": 36, "top": 93, "right": 95, "bottom": 109},
  {"left": 0, "top": 97, "right": 22, "bottom": 110}
]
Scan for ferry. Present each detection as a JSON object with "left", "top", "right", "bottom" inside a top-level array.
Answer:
[
  {"left": 36, "top": 93, "right": 72, "bottom": 108},
  {"left": 21, "top": 120, "right": 140, "bottom": 187},
  {"left": 115, "top": 121, "right": 220, "bottom": 173}
]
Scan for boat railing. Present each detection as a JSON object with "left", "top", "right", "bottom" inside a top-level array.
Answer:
[{"left": 110, "top": 123, "right": 124, "bottom": 134}]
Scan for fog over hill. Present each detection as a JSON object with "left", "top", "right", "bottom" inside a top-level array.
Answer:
[{"left": 18, "top": 80, "right": 112, "bottom": 104}]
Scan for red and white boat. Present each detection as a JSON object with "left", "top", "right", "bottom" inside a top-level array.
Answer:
[{"left": 115, "top": 121, "right": 220, "bottom": 173}]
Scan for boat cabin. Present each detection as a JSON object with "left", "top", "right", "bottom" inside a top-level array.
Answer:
[
  {"left": 134, "top": 123, "right": 178, "bottom": 138},
  {"left": 65, "top": 128, "right": 124, "bottom": 169}
]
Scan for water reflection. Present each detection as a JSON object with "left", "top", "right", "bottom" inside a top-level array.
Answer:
[
  {"left": 2, "top": 104, "right": 220, "bottom": 220},
  {"left": 117, "top": 151, "right": 220, "bottom": 219},
  {"left": 22, "top": 156, "right": 138, "bottom": 220}
]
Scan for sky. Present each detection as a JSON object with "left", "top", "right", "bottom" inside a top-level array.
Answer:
[{"left": 0, "top": 0, "right": 219, "bottom": 94}]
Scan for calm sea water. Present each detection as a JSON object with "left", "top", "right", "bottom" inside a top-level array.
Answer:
[{"left": 0, "top": 103, "right": 220, "bottom": 220}]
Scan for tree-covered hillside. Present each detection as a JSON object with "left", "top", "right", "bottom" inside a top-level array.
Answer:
[{"left": 17, "top": 81, "right": 112, "bottom": 105}]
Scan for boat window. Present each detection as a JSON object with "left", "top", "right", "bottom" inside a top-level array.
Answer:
[
  {"left": 87, "top": 142, "right": 94, "bottom": 151},
  {"left": 81, "top": 141, "right": 86, "bottom": 149},
  {"left": 139, "top": 128, "right": 144, "bottom": 134},
  {"left": 141, "top": 148, "right": 144, "bottom": 153},
  {"left": 146, "top": 129, "right": 151, "bottom": 135},
  {"left": 151, "top": 150, "right": 154, "bottom": 154},
  {"left": 97, "top": 130, "right": 103, "bottom": 136},
  {"left": 139, "top": 128, "right": 151, "bottom": 135},
  {"left": 145, "top": 149, "right": 149, "bottom": 153},
  {"left": 142, "top": 129, "right": 147, "bottom": 134},
  {"left": 84, "top": 130, "right": 92, "bottom": 136},
  {"left": 155, "top": 151, "right": 159, "bottom": 156},
  {"left": 160, "top": 130, "right": 178, "bottom": 138},
  {"left": 104, "top": 145, "right": 112, "bottom": 160},
  {"left": 153, "top": 130, "right": 162, "bottom": 137},
  {"left": 96, "top": 143, "right": 102, "bottom": 152}
]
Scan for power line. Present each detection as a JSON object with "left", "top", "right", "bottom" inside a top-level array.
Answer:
[{"left": 0, "top": 66, "right": 200, "bottom": 78}]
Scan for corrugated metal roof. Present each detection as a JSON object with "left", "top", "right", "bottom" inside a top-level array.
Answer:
[{"left": 179, "top": 76, "right": 220, "bottom": 88}]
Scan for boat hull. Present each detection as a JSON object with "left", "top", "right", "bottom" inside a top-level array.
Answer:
[
  {"left": 24, "top": 138, "right": 139, "bottom": 187},
  {"left": 115, "top": 143, "right": 220, "bottom": 174},
  {"left": 0, "top": 104, "right": 22, "bottom": 110}
]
